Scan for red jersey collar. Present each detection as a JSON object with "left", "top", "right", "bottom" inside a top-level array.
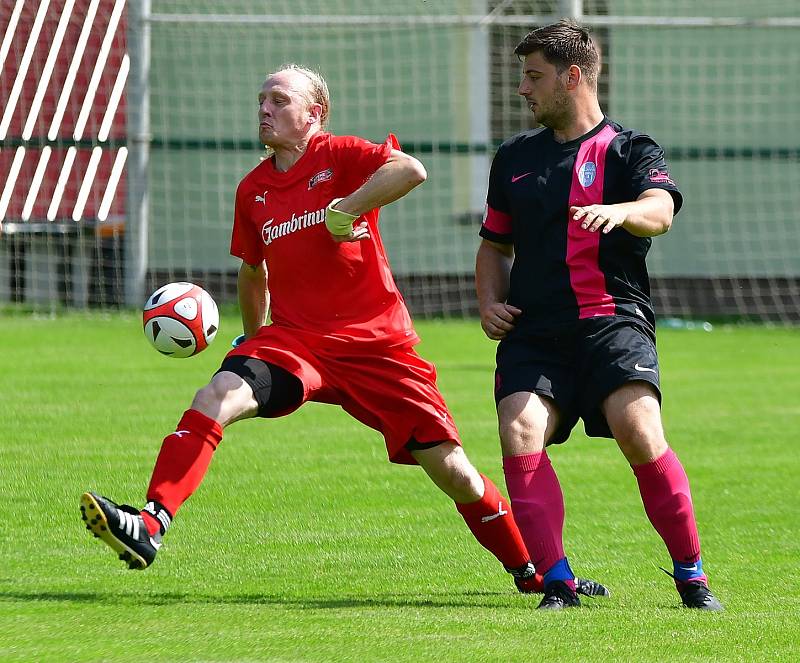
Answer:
[{"left": 263, "top": 131, "right": 330, "bottom": 187}]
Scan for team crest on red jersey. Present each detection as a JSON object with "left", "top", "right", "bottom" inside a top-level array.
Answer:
[{"left": 308, "top": 168, "right": 333, "bottom": 190}]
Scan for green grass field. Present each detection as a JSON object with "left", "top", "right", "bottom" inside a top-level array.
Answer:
[{"left": 1, "top": 315, "right": 798, "bottom": 662}]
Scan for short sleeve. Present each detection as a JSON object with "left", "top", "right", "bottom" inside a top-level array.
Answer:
[
  {"left": 479, "top": 145, "right": 514, "bottom": 243},
  {"left": 229, "top": 182, "right": 263, "bottom": 265},
  {"left": 625, "top": 134, "right": 683, "bottom": 214},
  {"left": 330, "top": 134, "right": 397, "bottom": 194}
]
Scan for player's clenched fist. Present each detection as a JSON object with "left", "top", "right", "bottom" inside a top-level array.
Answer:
[
  {"left": 480, "top": 302, "right": 522, "bottom": 340},
  {"left": 331, "top": 220, "right": 371, "bottom": 243},
  {"left": 325, "top": 198, "right": 371, "bottom": 242}
]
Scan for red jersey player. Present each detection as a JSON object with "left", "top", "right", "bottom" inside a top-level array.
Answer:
[{"left": 80, "top": 64, "right": 607, "bottom": 600}]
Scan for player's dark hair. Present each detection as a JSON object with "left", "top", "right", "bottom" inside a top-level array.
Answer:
[{"left": 514, "top": 20, "right": 600, "bottom": 88}]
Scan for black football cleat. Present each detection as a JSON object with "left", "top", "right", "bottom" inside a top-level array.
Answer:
[
  {"left": 507, "top": 562, "right": 610, "bottom": 598},
  {"left": 575, "top": 577, "right": 611, "bottom": 598},
  {"left": 678, "top": 581, "right": 724, "bottom": 611},
  {"left": 537, "top": 580, "right": 581, "bottom": 610},
  {"left": 661, "top": 566, "right": 724, "bottom": 611},
  {"left": 80, "top": 492, "right": 161, "bottom": 570},
  {"left": 507, "top": 561, "right": 541, "bottom": 593}
]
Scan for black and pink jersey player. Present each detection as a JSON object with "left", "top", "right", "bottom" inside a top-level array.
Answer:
[
  {"left": 478, "top": 115, "right": 719, "bottom": 604},
  {"left": 480, "top": 117, "right": 682, "bottom": 332}
]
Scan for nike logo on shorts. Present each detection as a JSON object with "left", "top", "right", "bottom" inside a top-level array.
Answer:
[{"left": 511, "top": 172, "right": 533, "bottom": 183}]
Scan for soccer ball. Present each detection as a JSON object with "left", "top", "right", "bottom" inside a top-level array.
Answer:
[{"left": 142, "top": 282, "right": 219, "bottom": 358}]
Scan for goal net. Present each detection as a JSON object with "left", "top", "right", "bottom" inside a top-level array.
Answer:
[{"left": 2, "top": 0, "right": 799, "bottom": 322}]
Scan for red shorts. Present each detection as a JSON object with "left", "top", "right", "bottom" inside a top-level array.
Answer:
[{"left": 228, "top": 326, "right": 461, "bottom": 465}]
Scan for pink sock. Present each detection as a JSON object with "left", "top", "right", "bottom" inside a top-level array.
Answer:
[
  {"left": 633, "top": 448, "right": 701, "bottom": 565},
  {"left": 502, "top": 451, "right": 566, "bottom": 575}
]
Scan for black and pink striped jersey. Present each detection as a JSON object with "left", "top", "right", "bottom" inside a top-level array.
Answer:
[{"left": 480, "top": 117, "right": 682, "bottom": 333}]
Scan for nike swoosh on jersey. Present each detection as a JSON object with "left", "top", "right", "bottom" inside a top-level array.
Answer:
[
  {"left": 634, "top": 363, "right": 657, "bottom": 373},
  {"left": 511, "top": 172, "right": 534, "bottom": 183}
]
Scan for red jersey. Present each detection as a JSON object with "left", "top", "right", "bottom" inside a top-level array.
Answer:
[{"left": 230, "top": 131, "right": 419, "bottom": 348}]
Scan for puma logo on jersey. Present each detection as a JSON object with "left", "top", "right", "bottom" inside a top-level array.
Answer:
[{"left": 255, "top": 190, "right": 268, "bottom": 204}]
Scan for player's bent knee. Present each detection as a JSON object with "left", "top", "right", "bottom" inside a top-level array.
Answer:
[
  {"left": 498, "top": 417, "right": 547, "bottom": 455},
  {"left": 442, "top": 449, "right": 484, "bottom": 500},
  {"left": 193, "top": 372, "right": 240, "bottom": 405},
  {"left": 190, "top": 372, "right": 257, "bottom": 426},
  {"left": 412, "top": 442, "right": 484, "bottom": 502},
  {"left": 614, "top": 425, "right": 668, "bottom": 464},
  {"left": 441, "top": 444, "right": 480, "bottom": 479},
  {"left": 438, "top": 466, "right": 483, "bottom": 503},
  {"left": 497, "top": 392, "right": 551, "bottom": 454}
]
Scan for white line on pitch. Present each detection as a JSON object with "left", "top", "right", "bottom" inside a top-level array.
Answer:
[
  {"left": 0, "top": 0, "right": 51, "bottom": 140},
  {"left": 23, "top": 0, "right": 77, "bottom": 140},
  {"left": 21, "top": 146, "right": 52, "bottom": 220},
  {"left": 74, "top": 0, "right": 127, "bottom": 141},
  {"left": 48, "top": 0, "right": 101, "bottom": 141}
]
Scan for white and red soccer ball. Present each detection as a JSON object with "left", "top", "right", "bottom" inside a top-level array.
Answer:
[{"left": 142, "top": 282, "right": 219, "bottom": 358}]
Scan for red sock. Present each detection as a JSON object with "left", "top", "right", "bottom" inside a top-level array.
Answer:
[
  {"left": 141, "top": 409, "right": 223, "bottom": 535},
  {"left": 502, "top": 451, "right": 566, "bottom": 575},
  {"left": 455, "top": 474, "right": 531, "bottom": 570},
  {"left": 633, "top": 447, "right": 701, "bottom": 564},
  {"left": 516, "top": 572, "right": 546, "bottom": 593}
]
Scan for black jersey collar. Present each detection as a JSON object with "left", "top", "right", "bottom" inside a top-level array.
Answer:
[{"left": 551, "top": 116, "right": 611, "bottom": 149}]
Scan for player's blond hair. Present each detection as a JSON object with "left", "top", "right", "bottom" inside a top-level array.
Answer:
[{"left": 268, "top": 63, "right": 331, "bottom": 128}]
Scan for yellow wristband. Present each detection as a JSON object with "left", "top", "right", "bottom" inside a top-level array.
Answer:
[{"left": 325, "top": 198, "right": 358, "bottom": 236}]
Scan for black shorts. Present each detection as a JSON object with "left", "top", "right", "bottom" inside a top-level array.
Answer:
[{"left": 494, "top": 316, "right": 661, "bottom": 444}]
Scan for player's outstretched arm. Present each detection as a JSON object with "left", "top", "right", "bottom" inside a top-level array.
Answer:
[
  {"left": 325, "top": 150, "right": 426, "bottom": 242},
  {"left": 476, "top": 239, "right": 521, "bottom": 340},
  {"left": 237, "top": 260, "right": 269, "bottom": 339},
  {"left": 569, "top": 188, "right": 675, "bottom": 237}
]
